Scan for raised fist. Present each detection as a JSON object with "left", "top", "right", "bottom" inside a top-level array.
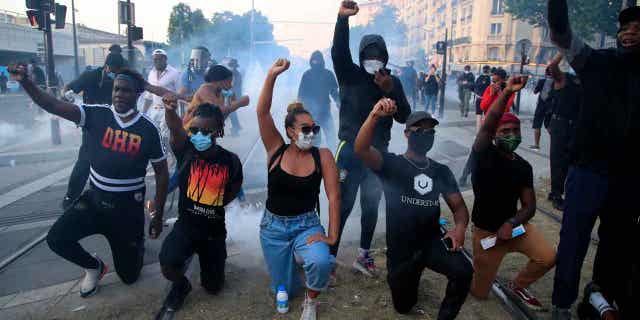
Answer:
[
  {"left": 339, "top": 1, "right": 359, "bottom": 17},
  {"left": 269, "top": 58, "right": 290, "bottom": 77},
  {"left": 162, "top": 92, "right": 179, "bottom": 110},
  {"left": 372, "top": 98, "right": 397, "bottom": 117},
  {"left": 505, "top": 75, "right": 529, "bottom": 93},
  {"left": 7, "top": 63, "right": 28, "bottom": 82}
]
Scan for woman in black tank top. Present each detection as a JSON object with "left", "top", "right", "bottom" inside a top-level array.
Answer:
[{"left": 257, "top": 59, "right": 341, "bottom": 319}]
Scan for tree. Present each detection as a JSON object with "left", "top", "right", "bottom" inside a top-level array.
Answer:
[
  {"left": 167, "top": 4, "right": 211, "bottom": 46},
  {"left": 504, "top": 0, "right": 622, "bottom": 42},
  {"left": 348, "top": 5, "right": 407, "bottom": 63}
]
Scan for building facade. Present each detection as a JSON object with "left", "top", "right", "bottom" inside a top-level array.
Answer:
[{"left": 396, "top": 0, "right": 557, "bottom": 75}]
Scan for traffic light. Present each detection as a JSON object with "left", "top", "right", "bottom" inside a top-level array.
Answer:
[
  {"left": 25, "top": 0, "right": 40, "bottom": 9},
  {"left": 436, "top": 41, "right": 446, "bottom": 55},
  {"left": 26, "top": 9, "right": 44, "bottom": 30},
  {"left": 54, "top": 4, "right": 67, "bottom": 29},
  {"left": 129, "top": 26, "right": 143, "bottom": 41}
]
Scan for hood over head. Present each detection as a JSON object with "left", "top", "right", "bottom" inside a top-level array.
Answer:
[
  {"left": 359, "top": 34, "right": 389, "bottom": 67},
  {"left": 310, "top": 50, "right": 325, "bottom": 69}
]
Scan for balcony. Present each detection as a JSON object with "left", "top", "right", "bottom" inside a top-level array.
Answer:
[{"left": 487, "top": 34, "right": 505, "bottom": 43}]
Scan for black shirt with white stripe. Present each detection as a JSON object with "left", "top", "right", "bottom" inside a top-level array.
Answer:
[{"left": 77, "top": 104, "right": 166, "bottom": 193}]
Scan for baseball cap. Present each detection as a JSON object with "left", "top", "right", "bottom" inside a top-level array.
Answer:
[
  {"left": 405, "top": 111, "right": 439, "bottom": 129},
  {"left": 152, "top": 49, "right": 167, "bottom": 57},
  {"left": 619, "top": 6, "right": 640, "bottom": 26}
]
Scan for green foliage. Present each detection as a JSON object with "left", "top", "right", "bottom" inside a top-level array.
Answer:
[
  {"left": 348, "top": 5, "right": 407, "bottom": 62},
  {"left": 504, "top": 0, "right": 623, "bottom": 42}
]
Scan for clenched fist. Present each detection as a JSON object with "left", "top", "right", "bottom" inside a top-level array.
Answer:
[{"left": 339, "top": 1, "right": 359, "bottom": 17}]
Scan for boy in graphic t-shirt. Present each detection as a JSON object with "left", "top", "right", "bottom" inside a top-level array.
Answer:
[
  {"left": 158, "top": 94, "right": 243, "bottom": 312},
  {"left": 354, "top": 98, "right": 473, "bottom": 318}
]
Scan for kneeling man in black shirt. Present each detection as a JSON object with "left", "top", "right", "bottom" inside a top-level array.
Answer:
[{"left": 355, "top": 99, "right": 473, "bottom": 318}]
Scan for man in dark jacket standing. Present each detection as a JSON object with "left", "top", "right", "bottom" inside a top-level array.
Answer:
[
  {"left": 400, "top": 60, "right": 418, "bottom": 108},
  {"left": 330, "top": 1, "right": 411, "bottom": 278},
  {"left": 457, "top": 65, "right": 475, "bottom": 117},
  {"left": 298, "top": 50, "right": 340, "bottom": 150},
  {"left": 473, "top": 65, "right": 492, "bottom": 132},
  {"left": 548, "top": 2, "right": 640, "bottom": 319}
]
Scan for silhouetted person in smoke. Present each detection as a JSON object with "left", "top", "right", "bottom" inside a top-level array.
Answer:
[
  {"left": 473, "top": 65, "right": 492, "bottom": 132},
  {"left": 221, "top": 58, "right": 242, "bottom": 136},
  {"left": 400, "top": 60, "right": 418, "bottom": 108},
  {"left": 29, "top": 58, "right": 46, "bottom": 90},
  {"left": 529, "top": 66, "right": 554, "bottom": 150},
  {"left": 456, "top": 65, "right": 475, "bottom": 117},
  {"left": 0, "top": 72, "right": 8, "bottom": 94},
  {"left": 158, "top": 94, "right": 242, "bottom": 311},
  {"left": 548, "top": 2, "right": 640, "bottom": 319},
  {"left": 9, "top": 64, "right": 168, "bottom": 298},
  {"left": 298, "top": 50, "right": 340, "bottom": 151},
  {"left": 330, "top": 1, "right": 411, "bottom": 279},
  {"left": 423, "top": 65, "right": 441, "bottom": 114},
  {"left": 355, "top": 102, "right": 473, "bottom": 318}
]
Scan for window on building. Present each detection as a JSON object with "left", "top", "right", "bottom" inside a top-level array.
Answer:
[
  {"left": 468, "top": 5, "right": 473, "bottom": 19},
  {"left": 488, "top": 47, "right": 500, "bottom": 60},
  {"left": 492, "top": 0, "right": 504, "bottom": 15},
  {"left": 490, "top": 23, "right": 502, "bottom": 35}
]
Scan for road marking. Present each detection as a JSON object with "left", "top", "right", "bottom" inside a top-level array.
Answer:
[{"left": 0, "top": 165, "right": 73, "bottom": 209}]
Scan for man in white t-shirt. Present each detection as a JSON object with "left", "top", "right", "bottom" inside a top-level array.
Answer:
[{"left": 143, "top": 49, "right": 180, "bottom": 142}]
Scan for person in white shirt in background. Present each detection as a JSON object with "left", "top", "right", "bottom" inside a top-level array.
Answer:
[{"left": 143, "top": 49, "right": 181, "bottom": 165}]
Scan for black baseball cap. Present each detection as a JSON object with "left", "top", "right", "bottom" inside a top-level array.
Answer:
[
  {"left": 405, "top": 111, "right": 439, "bottom": 129},
  {"left": 619, "top": 6, "right": 640, "bottom": 26}
]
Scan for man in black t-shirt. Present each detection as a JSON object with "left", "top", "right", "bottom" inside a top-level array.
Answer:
[
  {"left": 354, "top": 100, "right": 472, "bottom": 318},
  {"left": 159, "top": 95, "right": 243, "bottom": 311},
  {"left": 8, "top": 64, "right": 169, "bottom": 298},
  {"left": 62, "top": 53, "right": 127, "bottom": 210},
  {"left": 469, "top": 74, "right": 556, "bottom": 311}
]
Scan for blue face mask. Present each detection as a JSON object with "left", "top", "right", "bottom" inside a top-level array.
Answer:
[
  {"left": 190, "top": 132, "right": 213, "bottom": 151},
  {"left": 221, "top": 89, "right": 234, "bottom": 98},
  {"left": 106, "top": 72, "right": 116, "bottom": 80}
]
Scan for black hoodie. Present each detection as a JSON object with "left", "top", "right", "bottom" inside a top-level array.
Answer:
[
  {"left": 297, "top": 51, "right": 340, "bottom": 117},
  {"left": 331, "top": 16, "right": 411, "bottom": 150}
]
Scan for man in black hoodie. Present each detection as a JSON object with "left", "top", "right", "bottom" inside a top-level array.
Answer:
[
  {"left": 330, "top": 1, "right": 411, "bottom": 278},
  {"left": 548, "top": 2, "right": 640, "bottom": 319},
  {"left": 298, "top": 50, "right": 340, "bottom": 150}
]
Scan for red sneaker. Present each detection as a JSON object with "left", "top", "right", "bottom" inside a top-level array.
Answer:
[{"left": 506, "top": 281, "right": 544, "bottom": 311}]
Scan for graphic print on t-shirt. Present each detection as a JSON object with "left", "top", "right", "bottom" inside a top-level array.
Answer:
[
  {"left": 100, "top": 126, "right": 142, "bottom": 156},
  {"left": 186, "top": 159, "right": 229, "bottom": 206},
  {"left": 413, "top": 173, "right": 433, "bottom": 195}
]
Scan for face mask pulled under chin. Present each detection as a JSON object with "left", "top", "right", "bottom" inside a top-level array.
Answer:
[
  {"left": 363, "top": 60, "right": 385, "bottom": 75},
  {"left": 295, "top": 132, "right": 317, "bottom": 150},
  {"left": 114, "top": 107, "right": 136, "bottom": 118}
]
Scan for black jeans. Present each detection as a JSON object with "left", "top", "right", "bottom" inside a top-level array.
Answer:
[
  {"left": 549, "top": 118, "right": 573, "bottom": 197},
  {"left": 47, "top": 188, "right": 145, "bottom": 284},
  {"left": 66, "top": 128, "right": 91, "bottom": 201},
  {"left": 330, "top": 142, "right": 383, "bottom": 256},
  {"left": 552, "top": 166, "right": 607, "bottom": 308},
  {"left": 387, "top": 234, "right": 473, "bottom": 319},
  {"left": 159, "top": 218, "right": 227, "bottom": 293}
]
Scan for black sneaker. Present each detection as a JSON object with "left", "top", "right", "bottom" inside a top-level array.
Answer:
[
  {"left": 164, "top": 279, "right": 192, "bottom": 312},
  {"left": 551, "top": 195, "right": 565, "bottom": 211}
]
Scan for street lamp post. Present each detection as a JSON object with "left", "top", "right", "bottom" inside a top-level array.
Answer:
[{"left": 71, "top": 0, "right": 79, "bottom": 77}]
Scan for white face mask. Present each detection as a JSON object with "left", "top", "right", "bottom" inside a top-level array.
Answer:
[
  {"left": 114, "top": 107, "right": 136, "bottom": 118},
  {"left": 464, "top": 70, "right": 470, "bottom": 74},
  {"left": 295, "top": 132, "right": 316, "bottom": 150},
  {"left": 363, "top": 59, "right": 384, "bottom": 75}
]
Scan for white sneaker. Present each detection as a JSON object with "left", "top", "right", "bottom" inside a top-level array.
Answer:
[
  {"left": 80, "top": 255, "right": 108, "bottom": 298},
  {"left": 300, "top": 294, "right": 317, "bottom": 320}
]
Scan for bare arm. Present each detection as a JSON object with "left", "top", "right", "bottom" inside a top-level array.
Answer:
[
  {"left": 162, "top": 94, "right": 189, "bottom": 153},
  {"left": 223, "top": 159, "right": 243, "bottom": 206},
  {"left": 149, "top": 159, "right": 169, "bottom": 239},
  {"left": 145, "top": 82, "right": 190, "bottom": 102},
  {"left": 10, "top": 65, "right": 80, "bottom": 123},
  {"left": 257, "top": 59, "right": 289, "bottom": 160},
  {"left": 514, "top": 187, "right": 536, "bottom": 225},
  {"left": 320, "top": 149, "right": 340, "bottom": 245},
  {"left": 443, "top": 192, "right": 470, "bottom": 250},
  {"left": 220, "top": 95, "right": 250, "bottom": 118},
  {"left": 354, "top": 98, "right": 397, "bottom": 171}
]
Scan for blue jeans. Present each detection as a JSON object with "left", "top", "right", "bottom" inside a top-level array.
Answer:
[
  {"left": 260, "top": 210, "right": 335, "bottom": 296},
  {"left": 425, "top": 94, "right": 438, "bottom": 114},
  {"left": 552, "top": 166, "right": 608, "bottom": 308}
]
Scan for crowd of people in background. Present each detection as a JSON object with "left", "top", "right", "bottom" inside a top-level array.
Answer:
[{"left": 4, "top": 0, "right": 639, "bottom": 319}]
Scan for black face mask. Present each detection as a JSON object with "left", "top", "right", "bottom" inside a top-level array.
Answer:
[{"left": 408, "top": 130, "right": 435, "bottom": 155}]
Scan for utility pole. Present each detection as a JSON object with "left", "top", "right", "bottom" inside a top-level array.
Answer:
[
  {"left": 438, "top": 28, "right": 448, "bottom": 118},
  {"left": 71, "top": 0, "right": 79, "bottom": 77},
  {"left": 249, "top": 0, "right": 255, "bottom": 64},
  {"left": 126, "top": 0, "right": 134, "bottom": 69},
  {"left": 42, "top": 1, "right": 61, "bottom": 145}
]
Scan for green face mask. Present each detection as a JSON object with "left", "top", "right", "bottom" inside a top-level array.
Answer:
[{"left": 495, "top": 134, "right": 522, "bottom": 153}]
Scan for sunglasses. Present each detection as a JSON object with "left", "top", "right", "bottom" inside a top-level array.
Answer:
[
  {"left": 407, "top": 127, "right": 436, "bottom": 134},
  {"left": 189, "top": 127, "right": 222, "bottom": 137},
  {"left": 300, "top": 125, "right": 321, "bottom": 135}
]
